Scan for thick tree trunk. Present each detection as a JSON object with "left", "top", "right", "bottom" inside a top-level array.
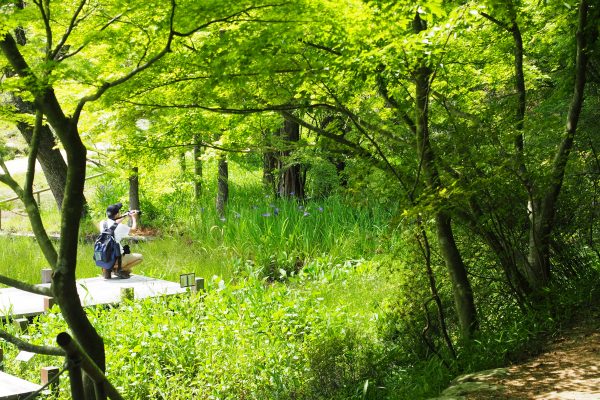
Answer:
[
  {"left": 413, "top": 13, "right": 478, "bottom": 339},
  {"left": 216, "top": 154, "right": 228, "bottom": 218},
  {"left": 435, "top": 212, "right": 479, "bottom": 337},
  {"left": 277, "top": 118, "right": 305, "bottom": 199},
  {"left": 16, "top": 119, "right": 68, "bottom": 210},
  {"left": 193, "top": 134, "right": 203, "bottom": 200},
  {"left": 10, "top": 85, "right": 70, "bottom": 212}
]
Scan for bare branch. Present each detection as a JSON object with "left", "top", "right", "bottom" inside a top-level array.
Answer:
[
  {"left": 324, "top": 86, "right": 409, "bottom": 193},
  {"left": 119, "top": 99, "right": 334, "bottom": 113},
  {"left": 24, "top": 110, "right": 41, "bottom": 197},
  {"left": 57, "top": 12, "right": 127, "bottom": 61},
  {"left": 50, "top": 0, "right": 88, "bottom": 61},
  {"left": 138, "top": 141, "right": 253, "bottom": 153},
  {"left": 0, "top": 330, "right": 64, "bottom": 356},
  {"left": 33, "top": 0, "right": 53, "bottom": 57},
  {"left": 299, "top": 39, "right": 342, "bottom": 56},
  {"left": 173, "top": 3, "right": 289, "bottom": 37},
  {"left": 280, "top": 110, "right": 381, "bottom": 163},
  {"left": 0, "top": 274, "right": 52, "bottom": 296}
]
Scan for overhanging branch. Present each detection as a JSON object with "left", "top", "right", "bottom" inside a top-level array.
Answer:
[
  {"left": 0, "top": 330, "right": 65, "bottom": 356},
  {"left": 0, "top": 274, "right": 52, "bottom": 296}
]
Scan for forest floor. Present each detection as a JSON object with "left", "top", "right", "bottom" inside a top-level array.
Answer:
[{"left": 434, "top": 305, "right": 600, "bottom": 399}]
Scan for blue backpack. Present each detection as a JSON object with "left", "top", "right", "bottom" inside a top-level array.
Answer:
[{"left": 93, "top": 222, "right": 121, "bottom": 269}]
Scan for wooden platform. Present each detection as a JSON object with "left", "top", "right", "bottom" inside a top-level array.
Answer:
[
  {"left": 0, "top": 275, "right": 187, "bottom": 318},
  {"left": 0, "top": 371, "right": 41, "bottom": 400}
]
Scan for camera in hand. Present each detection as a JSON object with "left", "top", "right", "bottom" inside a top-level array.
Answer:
[{"left": 123, "top": 210, "right": 142, "bottom": 217}]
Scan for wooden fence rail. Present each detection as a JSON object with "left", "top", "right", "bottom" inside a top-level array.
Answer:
[{"left": 0, "top": 173, "right": 104, "bottom": 230}]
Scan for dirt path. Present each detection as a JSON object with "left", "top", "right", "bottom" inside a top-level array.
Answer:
[{"left": 433, "top": 308, "right": 600, "bottom": 400}]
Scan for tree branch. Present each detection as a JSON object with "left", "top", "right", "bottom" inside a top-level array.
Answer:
[
  {"left": 49, "top": 0, "right": 87, "bottom": 61},
  {"left": 33, "top": 0, "right": 53, "bottom": 57},
  {"left": 120, "top": 99, "right": 334, "bottom": 113},
  {"left": 0, "top": 330, "right": 65, "bottom": 356},
  {"left": 24, "top": 110, "right": 41, "bottom": 197},
  {"left": 72, "top": 0, "right": 177, "bottom": 122},
  {"left": 541, "top": 0, "right": 597, "bottom": 227},
  {"left": 0, "top": 274, "right": 52, "bottom": 296},
  {"left": 479, "top": 11, "right": 511, "bottom": 32},
  {"left": 172, "top": 3, "right": 289, "bottom": 37},
  {"left": 299, "top": 39, "right": 342, "bottom": 55}
]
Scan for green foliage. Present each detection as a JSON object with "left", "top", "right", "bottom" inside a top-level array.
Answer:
[
  {"left": 1, "top": 1, "right": 600, "bottom": 399},
  {"left": 3, "top": 268, "right": 402, "bottom": 400}
]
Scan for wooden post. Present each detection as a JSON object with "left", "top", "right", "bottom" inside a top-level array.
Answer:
[
  {"left": 41, "top": 268, "right": 53, "bottom": 284},
  {"left": 43, "top": 296, "right": 55, "bottom": 311},
  {"left": 14, "top": 318, "right": 28, "bottom": 332},
  {"left": 193, "top": 277, "right": 205, "bottom": 294},
  {"left": 120, "top": 287, "right": 134, "bottom": 302},
  {"left": 41, "top": 366, "right": 60, "bottom": 397}
]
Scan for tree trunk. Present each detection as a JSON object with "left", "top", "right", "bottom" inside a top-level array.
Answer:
[
  {"left": 277, "top": 118, "right": 305, "bottom": 199},
  {"left": 179, "top": 151, "right": 186, "bottom": 173},
  {"left": 193, "top": 134, "right": 203, "bottom": 200},
  {"left": 263, "top": 130, "right": 278, "bottom": 196},
  {"left": 216, "top": 154, "right": 228, "bottom": 218},
  {"left": 9, "top": 84, "right": 69, "bottom": 211},
  {"left": 413, "top": 13, "right": 478, "bottom": 339},
  {"left": 526, "top": 0, "right": 596, "bottom": 290},
  {"left": 4, "top": 1, "right": 69, "bottom": 211},
  {"left": 1, "top": 32, "right": 106, "bottom": 400},
  {"left": 14, "top": 117, "right": 68, "bottom": 210},
  {"left": 129, "top": 167, "right": 141, "bottom": 226},
  {"left": 435, "top": 212, "right": 479, "bottom": 338}
]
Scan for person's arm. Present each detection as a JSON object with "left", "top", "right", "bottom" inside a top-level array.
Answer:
[{"left": 128, "top": 210, "right": 139, "bottom": 232}]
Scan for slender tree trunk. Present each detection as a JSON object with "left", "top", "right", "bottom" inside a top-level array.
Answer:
[
  {"left": 1, "top": 33, "right": 106, "bottom": 400},
  {"left": 179, "top": 151, "right": 186, "bottom": 173},
  {"left": 277, "top": 118, "right": 305, "bottom": 199},
  {"left": 416, "top": 225, "right": 456, "bottom": 359},
  {"left": 263, "top": 130, "right": 277, "bottom": 196},
  {"left": 413, "top": 13, "right": 478, "bottom": 339},
  {"left": 193, "top": 134, "right": 203, "bottom": 200},
  {"left": 129, "top": 167, "right": 141, "bottom": 226},
  {"left": 527, "top": 0, "right": 597, "bottom": 290},
  {"left": 6, "top": 8, "right": 70, "bottom": 211},
  {"left": 216, "top": 153, "right": 228, "bottom": 218}
]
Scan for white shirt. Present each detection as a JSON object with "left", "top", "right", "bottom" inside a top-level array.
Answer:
[{"left": 99, "top": 219, "right": 131, "bottom": 254}]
